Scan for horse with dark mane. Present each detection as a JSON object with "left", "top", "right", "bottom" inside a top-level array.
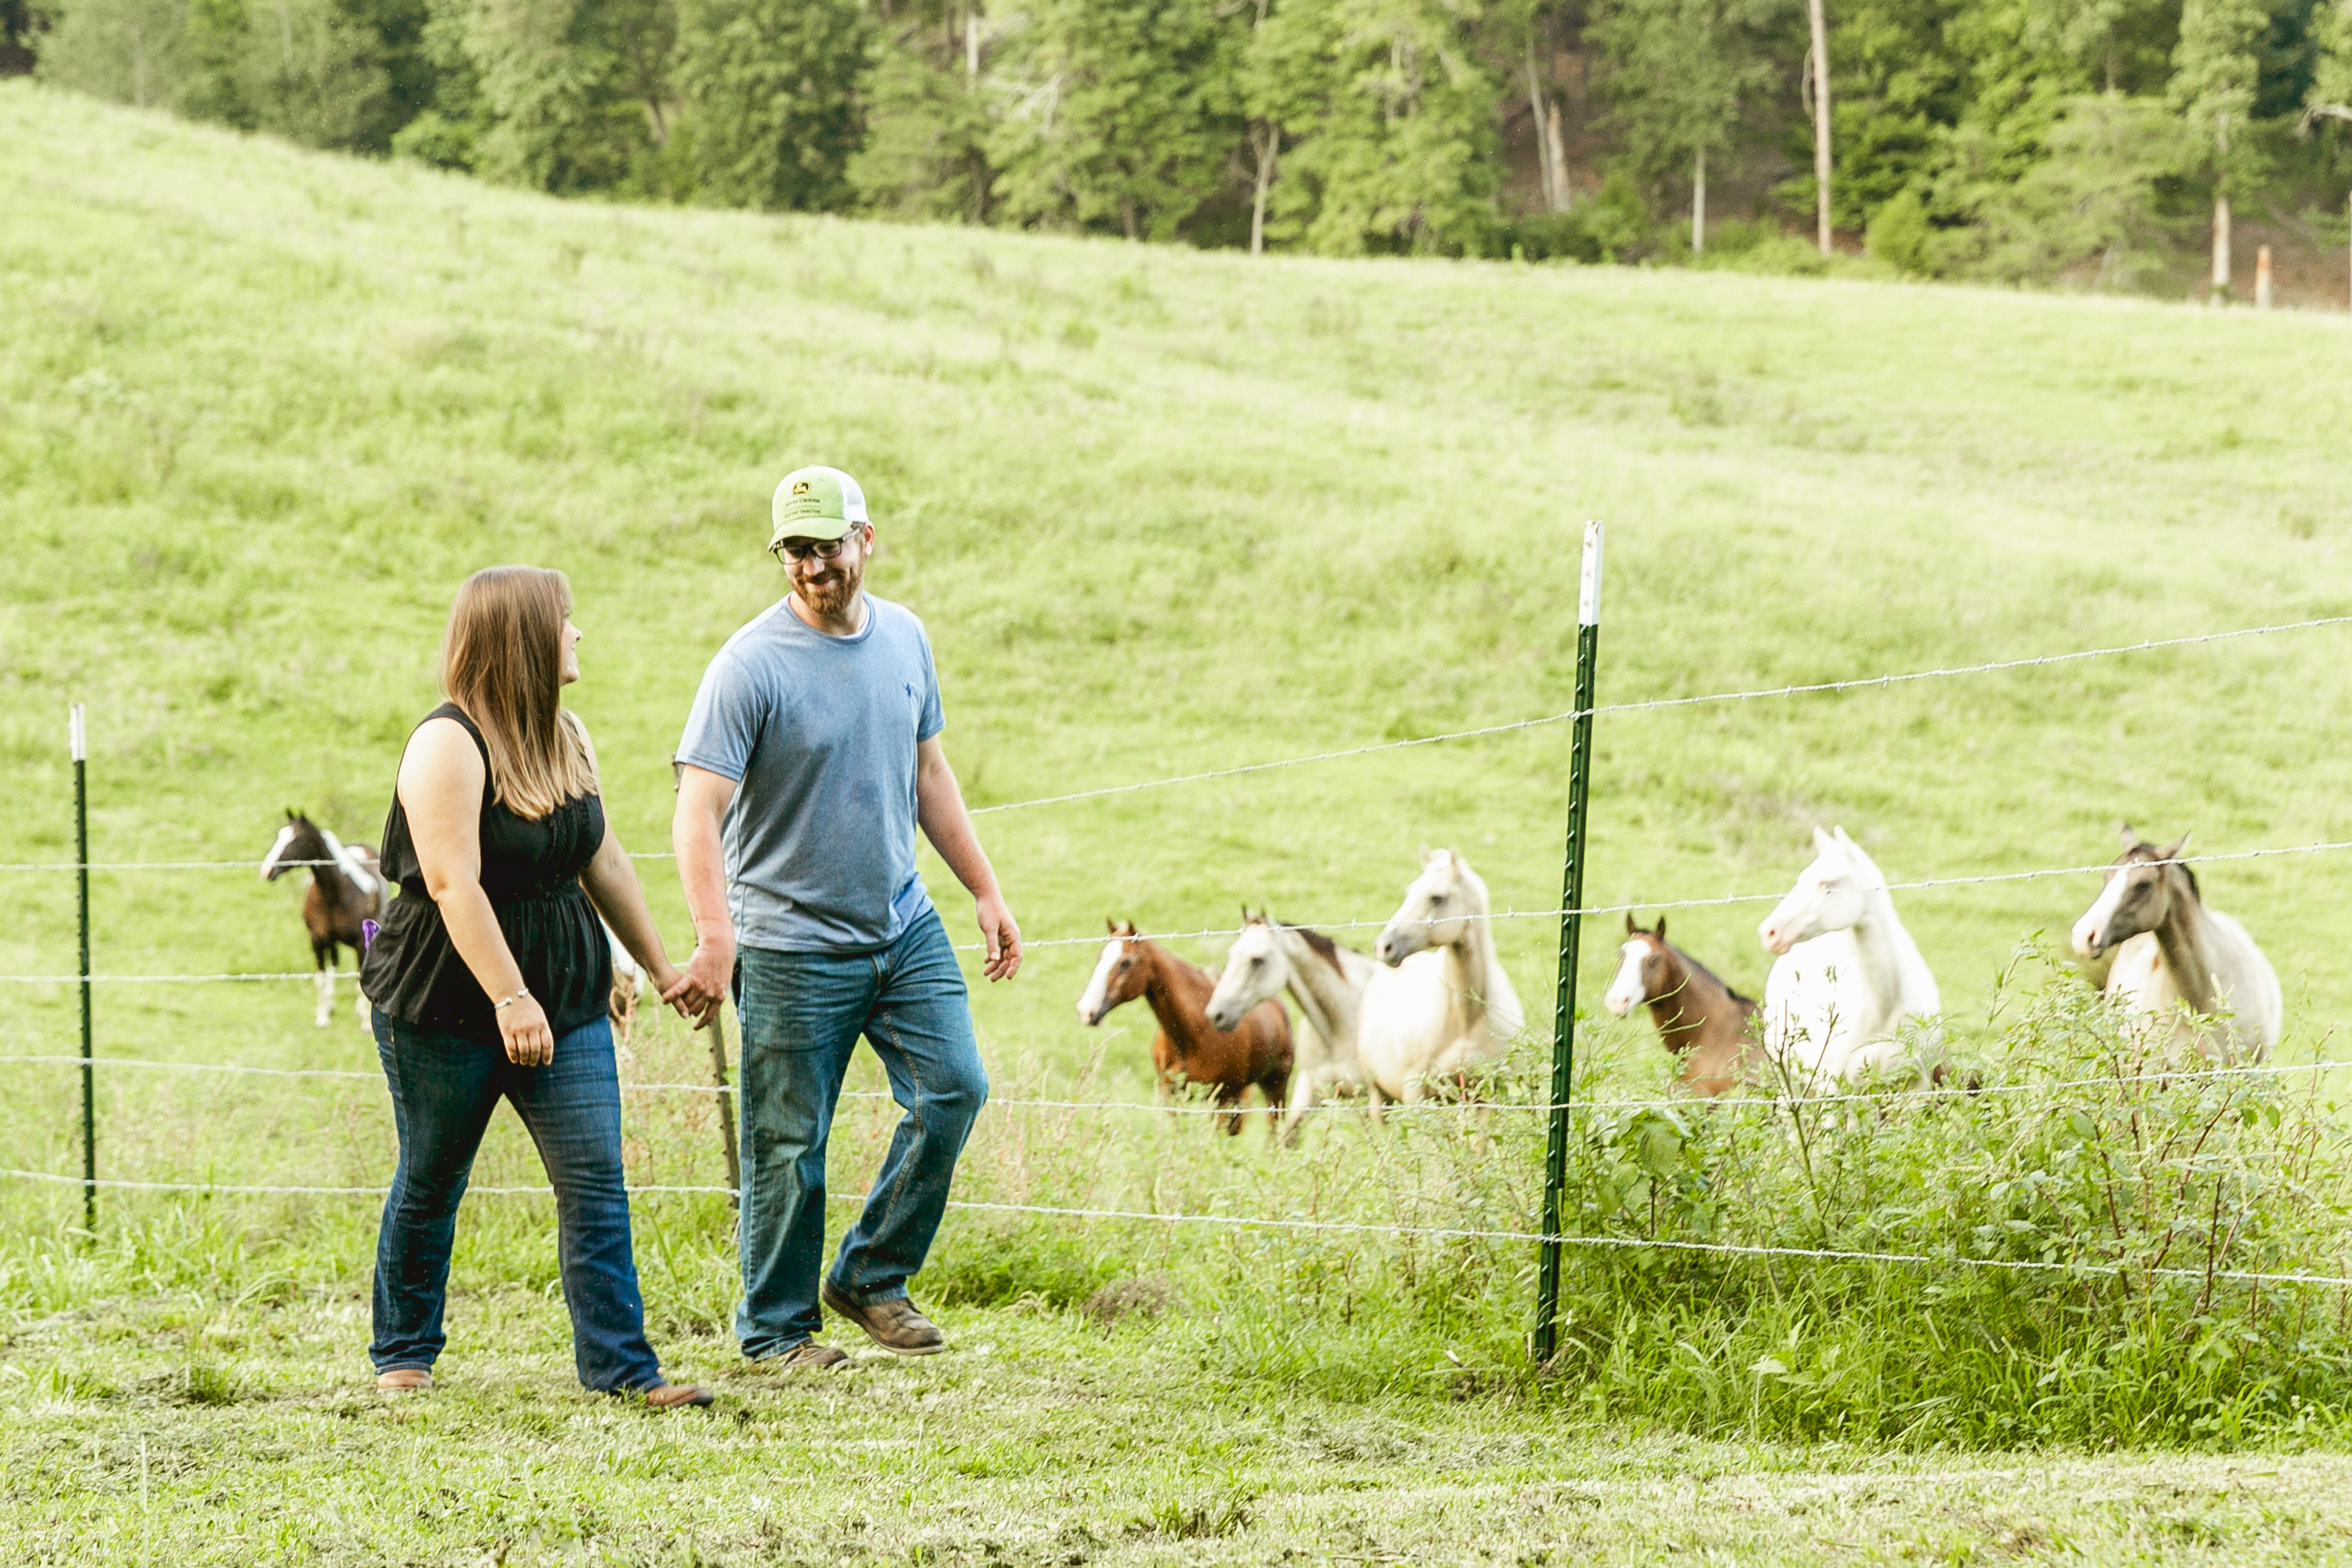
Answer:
[
  {"left": 260, "top": 810, "right": 385, "bottom": 1028},
  {"left": 1078, "top": 921, "right": 1293, "bottom": 1134},
  {"left": 1603, "top": 914, "right": 1763, "bottom": 1097}
]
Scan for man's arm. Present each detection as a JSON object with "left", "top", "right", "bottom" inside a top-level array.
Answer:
[
  {"left": 664, "top": 764, "right": 739, "bottom": 1026},
  {"left": 915, "top": 735, "right": 1020, "bottom": 981}
]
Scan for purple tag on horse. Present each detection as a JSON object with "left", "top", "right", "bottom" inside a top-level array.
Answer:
[{"left": 362, "top": 919, "right": 379, "bottom": 952}]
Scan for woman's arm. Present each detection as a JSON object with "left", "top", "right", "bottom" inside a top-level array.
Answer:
[
  {"left": 399, "top": 717, "right": 554, "bottom": 1066},
  {"left": 573, "top": 728, "right": 684, "bottom": 999}
]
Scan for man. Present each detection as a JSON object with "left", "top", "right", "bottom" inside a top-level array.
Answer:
[{"left": 666, "top": 464, "right": 1021, "bottom": 1370}]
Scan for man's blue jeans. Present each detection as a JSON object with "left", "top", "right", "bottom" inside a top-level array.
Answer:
[
  {"left": 370, "top": 1009, "right": 664, "bottom": 1393},
  {"left": 733, "top": 908, "right": 989, "bottom": 1360}
]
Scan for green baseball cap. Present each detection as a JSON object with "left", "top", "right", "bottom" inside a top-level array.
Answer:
[{"left": 769, "top": 465, "right": 871, "bottom": 550}]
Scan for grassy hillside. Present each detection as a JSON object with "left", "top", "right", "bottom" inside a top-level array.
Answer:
[{"left": 10, "top": 82, "right": 2352, "bottom": 1560}]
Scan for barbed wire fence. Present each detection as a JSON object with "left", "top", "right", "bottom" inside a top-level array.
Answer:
[{"left": 7, "top": 549, "right": 2352, "bottom": 1354}]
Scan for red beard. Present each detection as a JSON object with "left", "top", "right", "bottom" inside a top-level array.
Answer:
[{"left": 798, "top": 556, "right": 865, "bottom": 618}]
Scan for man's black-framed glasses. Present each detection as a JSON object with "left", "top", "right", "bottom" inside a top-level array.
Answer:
[{"left": 771, "top": 526, "right": 860, "bottom": 564}]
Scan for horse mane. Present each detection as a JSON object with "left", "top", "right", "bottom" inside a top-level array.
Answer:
[
  {"left": 1282, "top": 923, "right": 1347, "bottom": 974},
  {"left": 1673, "top": 945, "right": 1752, "bottom": 1007}
]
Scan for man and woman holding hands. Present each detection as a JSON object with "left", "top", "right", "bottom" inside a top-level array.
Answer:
[{"left": 358, "top": 465, "right": 1014, "bottom": 1405}]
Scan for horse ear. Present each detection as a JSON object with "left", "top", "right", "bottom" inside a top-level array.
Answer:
[
  {"left": 1833, "top": 826, "right": 1856, "bottom": 847},
  {"left": 1623, "top": 913, "right": 1637, "bottom": 935},
  {"left": 2160, "top": 832, "right": 2190, "bottom": 862},
  {"left": 1106, "top": 918, "right": 1118, "bottom": 935},
  {"left": 1420, "top": 844, "right": 1436, "bottom": 865},
  {"left": 2118, "top": 822, "right": 2139, "bottom": 849},
  {"left": 1655, "top": 915, "right": 1667, "bottom": 941},
  {"left": 1812, "top": 826, "right": 1835, "bottom": 854}
]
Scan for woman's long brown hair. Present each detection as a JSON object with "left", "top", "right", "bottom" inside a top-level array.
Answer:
[{"left": 441, "top": 566, "right": 597, "bottom": 820}]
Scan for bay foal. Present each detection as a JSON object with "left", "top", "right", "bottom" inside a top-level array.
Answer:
[
  {"left": 1078, "top": 921, "right": 1293, "bottom": 1134},
  {"left": 1603, "top": 915, "right": 1763, "bottom": 1097}
]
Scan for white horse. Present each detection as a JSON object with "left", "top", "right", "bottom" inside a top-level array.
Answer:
[
  {"left": 2070, "top": 826, "right": 2280, "bottom": 1062},
  {"left": 1206, "top": 915, "right": 1373, "bottom": 1141},
  {"left": 1756, "top": 826, "right": 1941, "bottom": 1084},
  {"left": 1369, "top": 849, "right": 1525, "bottom": 1100}
]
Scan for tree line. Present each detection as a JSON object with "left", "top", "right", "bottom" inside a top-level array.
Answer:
[{"left": 10, "top": 0, "right": 2351, "bottom": 290}]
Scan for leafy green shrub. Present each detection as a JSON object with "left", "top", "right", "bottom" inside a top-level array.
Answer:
[{"left": 1867, "top": 189, "right": 1933, "bottom": 275}]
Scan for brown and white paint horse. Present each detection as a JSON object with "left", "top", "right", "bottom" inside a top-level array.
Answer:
[
  {"left": 1603, "top": 914, "right": 1764, "bottom": 1097},
  {"left": 260, "top": 811, "right": 385, "bottom": 1028},
  {"left": 2071, "top": 826, "right": 2281, "bottom": 1062},
  {"left": 1078, "top": 921, "right": 1293, "bottom": 1134}
]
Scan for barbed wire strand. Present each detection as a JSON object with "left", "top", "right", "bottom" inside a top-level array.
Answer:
[
  {"left": 9, "top": 837, "right": 2351, "bottom": 982},
  {"left": 1, "top": 1050, "right": 2338, "bottom": 1121},
  {"left": 5, "top": 1167, "right": 2348, "bottom": 1291},
  {"left": 8, "top": 614, "right": 2347, "bottom": 876}
]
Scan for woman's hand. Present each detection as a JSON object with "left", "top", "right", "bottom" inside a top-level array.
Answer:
[
  {"left": 499, "top": 992, "right": 555, "bottom": 1066},
  {"left": 649, "top": 959, "right": 686, "bottom": 1005}
]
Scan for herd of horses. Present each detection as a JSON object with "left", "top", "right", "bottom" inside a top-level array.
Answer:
[
  {"left": 264, "top": 810, "right": 2283, "bottom": 1132},
  {"left": 1079, "top": 824, "right": 2283, "bottom": 1136}
]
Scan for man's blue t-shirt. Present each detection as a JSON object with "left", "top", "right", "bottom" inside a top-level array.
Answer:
[{"left": 675, "top": 595, "right": 945, "bottom": 953}]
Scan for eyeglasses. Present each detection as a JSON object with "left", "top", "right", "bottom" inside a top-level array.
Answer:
[{"left": 770, "top": 527, "right": 860, "bottom": 564}]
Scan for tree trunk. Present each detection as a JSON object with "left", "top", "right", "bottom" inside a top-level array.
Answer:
[
  {"left": 1545, "top": 102, "right": 1571, "bottom": 211},
  {"left": 1524, "top": 45, "right": 1558, "bottom": 213},
  {"left": 1249, "top": 124, "right": 1277, "bottom": 257},
  {"left": 966, "top": 3, "right": 981, "bottom": 77},
  {"left": 1806, "top": 0, "right": 1833, "bottom": 255},
  {"left": 1692, "top": 144, "right": 1706, "bottom": 255},
  {"left": 2211, "top": 187, "right": 2230, "bottom": 299}
]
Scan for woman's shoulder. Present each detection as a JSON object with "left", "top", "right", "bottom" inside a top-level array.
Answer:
[{"left": 401, "top": 710, "right": 488, "bottom": 783}]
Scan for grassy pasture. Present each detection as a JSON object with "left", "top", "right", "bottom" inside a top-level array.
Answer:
[{"left": 8, "top": 80, "right": 2352, "bottom": 1561}]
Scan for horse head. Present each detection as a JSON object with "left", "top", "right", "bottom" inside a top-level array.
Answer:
[
  {"left": 1376, "top": 848, "right": 1486, "bottom": 966},
  {"left": 1758, "top": 826, "right": 1882, "bottom": 956},
  {"left": 2071, "top": 824, "right": 2194, "bottom": 960},
  {"left": 1207, "top": 912, "right": 1285, "bottom": 1033},
  {"left": 1077, "top": 918, "right": 1150, "bottom": 1027},
  {"left": 1605, "top": 914, "right": 1675, "bottom": 1017},
  {"left": 260, "top": 810, "right": 326, "bottom": 884}
]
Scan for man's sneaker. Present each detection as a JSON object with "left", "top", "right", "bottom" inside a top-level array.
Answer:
[
  {"left": 821, "top": 1280, "right": 947, "bottom": 1356},
  {"left": 758, "top": 1339, "right": 849, "bottom": 1373}
]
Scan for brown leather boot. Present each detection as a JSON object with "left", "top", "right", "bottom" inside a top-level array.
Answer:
[
  {"left": 375, "top": 1368, "right": 432, "bottom": 1392},
  {"left": 821, "top": 1280, "right": 947, "bottom": 1356},
  {"left": 644, "top": 1382, "right": 715, "bottom": 1409}
]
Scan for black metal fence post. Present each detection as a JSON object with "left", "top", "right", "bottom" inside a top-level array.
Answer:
[
  {"left": 73, "top": 703, "right": 94, "bottom": 1233},
  {"left": 1535, "top": 522, "right": 1601, "bottom": 1363}
]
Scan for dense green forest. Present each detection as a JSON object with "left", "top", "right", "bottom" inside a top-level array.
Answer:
[{"left": 7, "top": 0, "right": 2351, "bottom": 292}]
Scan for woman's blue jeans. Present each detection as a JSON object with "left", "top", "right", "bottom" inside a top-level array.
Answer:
[
  {"left": 733, "top": 909, "right": 989, "bottom": 1360},
  {"left": 370, "top": 1009, "right": 664, "bottom": 1393}
]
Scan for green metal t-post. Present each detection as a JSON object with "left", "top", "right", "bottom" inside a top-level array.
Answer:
[
  {"left": 72, "top": 703, "right": 94, "bottom": 1234},
  {"left": 1535, "top": 521, "right": 1601, "bottom": 1364}
]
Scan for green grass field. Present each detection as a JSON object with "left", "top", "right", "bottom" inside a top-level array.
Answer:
[{"left": 10, "top": 79, "right": 2352, "bottom": 1562}]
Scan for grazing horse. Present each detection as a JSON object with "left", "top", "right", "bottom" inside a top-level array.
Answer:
[
  {"left": 1076, "top": 921, "right": 1293, "bottom": 1133},
  {"left": 260, "top": 811, "right": 385, "bottom": 1028},
  {"left": 1369, "top": 849, "right": 1525, "bottom": 1102},
  {"left": 2070, "top": 826, "right": 2281, "bottom": 1062},
  {"left": 1756, "top": 826, "right": 1941, "bottom": 1085},
  {"left": 1207, "top": 915, "right": 1377, "bottom": 1141},
  {"left": 1604, "top": 914, "right": 1763, "bottom": 1097}
]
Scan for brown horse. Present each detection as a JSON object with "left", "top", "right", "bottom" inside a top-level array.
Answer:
[
  {"left": 1078, "top": 921, "right": 1293, "bottom": 1134},
  {"left": 260, "top": 810, "right": 385, "bottom": 1028},
  {"left": 1601, "top": 914, "right": 1763, "bottom": 1097}
]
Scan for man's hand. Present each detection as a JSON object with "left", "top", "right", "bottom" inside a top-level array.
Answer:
[
  {"left": 975, "top": 892, "right": 1022, "bottom": 982},
  {"left": 662, "top": 938, "right": 732, "bottom": 1029}
]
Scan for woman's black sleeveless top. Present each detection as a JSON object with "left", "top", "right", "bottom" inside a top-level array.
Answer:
[{"left": 359, "top": 703, "right": 612, "bottom": 1045}]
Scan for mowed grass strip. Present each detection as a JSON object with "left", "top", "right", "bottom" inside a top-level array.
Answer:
[{"left": 10, "top": 82, "right": 2352, "bottom": 1560}]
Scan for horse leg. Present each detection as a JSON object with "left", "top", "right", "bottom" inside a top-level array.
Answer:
[
  {"left": 314, "top": 942, "right": 334, "bottom": 1029},
  {"left": 1278, "top": 1067, "right": 1321, "bottom": 1147},
  {"left": 1214, "top": 1085, "right": 1246, "bottom": 1137}
]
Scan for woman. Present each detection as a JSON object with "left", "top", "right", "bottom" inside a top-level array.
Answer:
[{"left": 359, "top": 566, "right": 710, "bottom": 1407}]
